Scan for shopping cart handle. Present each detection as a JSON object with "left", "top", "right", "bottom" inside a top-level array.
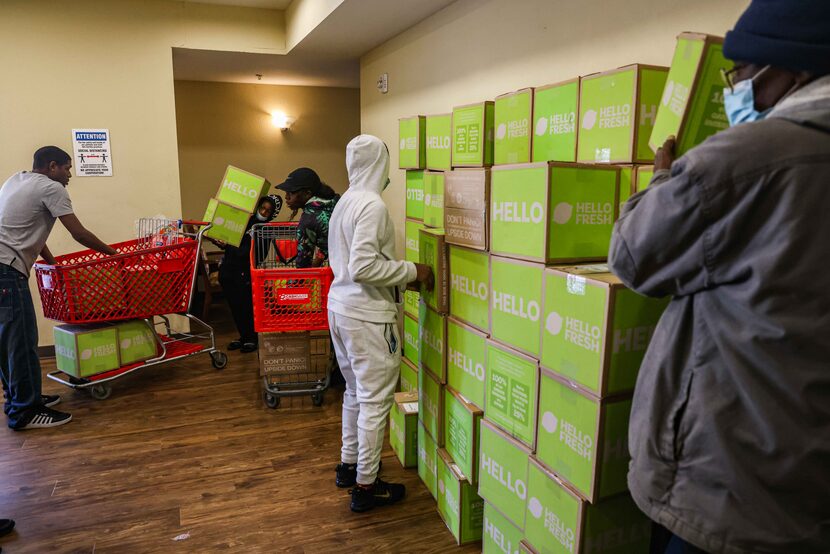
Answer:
[{"left": 181, "top": 220, "right": 211, "bottom": 227}]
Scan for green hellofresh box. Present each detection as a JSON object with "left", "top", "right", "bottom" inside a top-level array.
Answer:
[
  {"left": 447, "top": 317, "right": 488, "bottom": 410},
  {"left": 449, "top": 245, "right": 490, "bottom": 332},
  {"left": 203, "top": 198, "right": 254, "bottom": 247},
  {"left": 400, "top": 357, "right": 419, "bottom": 393},
  {"left": 405, "top": 219, "right": 425, "bottom": 264},
  {"left": 404, "top": 289, "right": 420, "bottom": 319},
  {"left": 452, "top": 101, "right": 495, "bottom": 167},
  {"left": 390, "top": 391, "right": 419, "bottom": 469},
  {"left": 490, "top": 163, "right": 620, "bottom": 264},
  {"left": 418, "top": 420, "right": 439, "bottom": 499},
  {"left": 486, "top": 340, "right": 540, "bottom": 449},
  {"left": 495, "top": 88, "right": 534, "bottom": 165},
  {"left": 478, "top": 418, "right": 531, "bottom": 531},
  {"left": 406, "top": 170, "right": 425, "bottom": 221},
  {"left": 533, "top": 79, "right": 579, "bottom": 163},
  {"left": 418, "top": 361, "right": 444, "bottom": 445},
  {"left": 577, "top": 64, "right": 668, "bottom": 164},
  {"left": 214, "top": 165, "right": 271, "bottom": 213},
  {"left": 483, "top": 502, "right": 525, "bottom": 554},
  {"left": 635, "top": 165, "right": 655, "bottom": 192},
  {"left": 54, "top": 324, "right": 121, "bottom": 378},
  {"left": 541, "top": 266, "right": 669, "bottom": 396},
  {"left": 419, "top": 228, "right": 449, "bottom": 314},
  {"left": 524, "top": 458, "right": 651, "bottom": 554},
  {"left": 114, "top": 319, "right": 157, "bottom": 365},
  {"left": 419, "top": 302, "right": 447, "bottom": 383},
  {"left": 650, "top": 33, "right": 731, "bottom": 157},
  {"left": 490, "top": 256, "right": 544, "bottom": 358},
  {"left": 437, "top": 448, "right": 485, "bottom": 545},
  {"left": 403, "top": 313, "right": 420, "bottom": 368},
  {"left": 444, "top": 387, "right": 484, "bottom": 484},
  {"left": 427, "top": 113, "right": 453, "bottom": 171},
  {"left": 423, "top": 171, "right": 445, "bottom": 229},
  {"left": 399, "top": 115, "right": 426, "bottom": 169},
  {"left": 617, "top": 166, "right": 634, "bottom": 215},
  {"left": 536, "top": 369, "right": 632, "bottom": 503}
]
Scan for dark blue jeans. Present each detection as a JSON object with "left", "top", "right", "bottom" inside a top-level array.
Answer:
[
  {"left": 0, "top": 263, "right": 42, "bottom": 428},
  {"left": 651, "top": 522, "right": 709, "bottom": 554}
]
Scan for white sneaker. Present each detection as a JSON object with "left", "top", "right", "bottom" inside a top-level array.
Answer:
[{"left": 16, "top": 407, "right": 72, "bottom": 430}]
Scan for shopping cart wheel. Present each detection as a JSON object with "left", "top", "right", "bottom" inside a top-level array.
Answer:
[
  {"left": 89, "top": 384, "right": 112, "bottom": 401},
  {"left": 210, "top": 351, "right": 228, "bottom": 370},
  {"left": 312, "top": 393, "right": 324, "bottom": 407},
  {"left": 264, "top": 392, "right": 280, "bottom": 409}
]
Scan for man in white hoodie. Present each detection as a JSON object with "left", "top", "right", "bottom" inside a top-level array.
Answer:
[{"left": 327, "top": 134, "right": 433, "bottom": 512}]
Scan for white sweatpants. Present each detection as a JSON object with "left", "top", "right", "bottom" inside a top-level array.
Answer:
[{"left": 329, "top": 310, "right": 401, "bottom": 486}]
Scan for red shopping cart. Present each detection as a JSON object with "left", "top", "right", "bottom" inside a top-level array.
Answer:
[
  {"left": 250, "top": 222, "right": 335, "bottom": 408},
  {"left": 34, "top": 218, "right": 228, "bottom": 400}
]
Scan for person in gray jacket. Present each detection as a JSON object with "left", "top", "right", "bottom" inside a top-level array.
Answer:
[{"left": 609, "top": 1, "right": 830, "bottom": 553}]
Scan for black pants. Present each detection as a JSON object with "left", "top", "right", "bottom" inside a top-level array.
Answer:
[
  {"left": 218, "top": 265, "right": 256, "bottom": 344},
  {"left": 651, "top": 523, "right": 709, "bottom": 554}
]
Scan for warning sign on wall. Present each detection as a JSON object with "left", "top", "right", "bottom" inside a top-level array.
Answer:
[{"left": 71, "top": 129, "right": 113, "bottom": 177}]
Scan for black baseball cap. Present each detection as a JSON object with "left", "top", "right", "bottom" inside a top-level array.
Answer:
[{"left": 275, "top": 167, "right": 322, "bottom": 194}]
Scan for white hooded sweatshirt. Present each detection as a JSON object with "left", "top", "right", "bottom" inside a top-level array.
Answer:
[{"left": 327, "top": 135, "right": 417, "bottom": 323}]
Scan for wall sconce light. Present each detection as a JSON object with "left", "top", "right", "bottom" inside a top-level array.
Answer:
[{"left": 271, "top": 111, "right": 294, "bottom": 131}]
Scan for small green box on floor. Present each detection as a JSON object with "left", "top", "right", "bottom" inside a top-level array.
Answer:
[
  {"left": 524, "top": 458, "right": 651, "bottom": 554},
  {"left": 453, "top": 101, "right": 495, "bottom": 167},
  {"left": 400, "top": 357, "right": 419, "bottom": 393},
  {"left": 419, "top": 302, "right": 447, "bottom": 383},
  {"left": 203, "top": 198, "right": 254, "bottom": 248},
  {"left": 389, "top": 391, "right": 419, "bottom": 469},
  {"left": 490, "top": 256, "right": 544, "bottom": 358},
  {"left": 447, "top": 317, "right": 487, "bottom": 411},
  {"left": 485, "top": 340, "right": 539, "bottom": 449},
  {"left": 478, "top": 418, "right": 531, "bottom": 531},
  {"left": 54, "top": 324, "right": 121, "bottom": 378},
  {"left": 536, "top": 369, "right": 632, "bottom": 503},
  {"left": 635, "top": 165, "right": 655, "bottom": 192},
  {"left": 405, "top": 219, "right": 425, "bottom": 264},
  {"left": 114, "top": 319, "right": 157, "bottom": 365},
  {"left": 419, "top": 228, "right": 449, "bottom": 314},
  {"left": 423, "top": 171, "right": 445, "bottom": 229},
  {"left": 418, "top": 420, "right": 439, "bottom": 500},
  {"left": 541, "top": 265, "right": 669, "bottom": 396},
  {"left": 532, "top": 79, "right": 579, "bottom": 163},
  {"left": 418, "top": 363, "right": 444, "bottom": 445},
  {"left": 650, "top": 33, "right": 731, "bottom": 157},
  {"left": 483, "top": 502, "right": 525, "bottom": 554},
  {"left": 495, "top": 88, "right": 534, "bottom": 165},
  {"left": 449, "top": 245, "right": 490, "bottom": 332},
  {"left": 399, "top": 115, "right": 426, "bottom": 169},
  {"left": 444, "top": 387, "right": 483, "bottom": 484},
  {"left": 403, "top": 313, "right": 420, "bottom": 368},
  {"left": 404, "top": 289, "right": 420, "bottom": 319},
  {"left": 406, "top": 170, "right": 425, "bottom": 221},
  {"left": 437, "top": 448, "right": 485, "bottom": 545},
  {"left": 427, "top": 113, "right": 453, "bottom": 171},
  {"left": 577, "top": 64, "right": 668, "bottom": 164},
  {"left": 214, "top": 165, "right": 271, "bottom": 213}
]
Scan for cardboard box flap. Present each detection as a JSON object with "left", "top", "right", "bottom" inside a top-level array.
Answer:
[{"left": 394, "top": 391, "right": 419, "bottom": 405}]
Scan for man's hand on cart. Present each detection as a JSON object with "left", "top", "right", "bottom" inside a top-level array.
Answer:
[
  {"left": 206, "top": 237, "right": 228, "bottom": 250},
  {"left": 409, "top": 263, "right": 434, "bottom": 292}
]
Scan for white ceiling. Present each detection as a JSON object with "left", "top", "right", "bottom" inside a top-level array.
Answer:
[
  {"left": 173, "top": 0, "right": 458, "bottom": 88},
  {"left": 185, "top": 0, "right": 293, "bottom": 9}
]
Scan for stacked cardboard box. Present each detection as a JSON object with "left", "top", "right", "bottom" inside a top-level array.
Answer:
[
  {"left": 202, "top": 166, "right": 272, "bottom": 247},
  {"left": 257, "top": 330, "right": 330, "bottom": 379},
  {"left": 53, "top": 319, "right": 158, "bottom": 378}
]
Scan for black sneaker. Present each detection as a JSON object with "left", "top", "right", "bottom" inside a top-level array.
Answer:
[
  {"left": 335, "top": 461, "right": 382, "bottom": 488},
  {"left": 240, "top": 342, "right": 258, "bottom": 353},
  {"left": 42, "top": 394, "right": 61, "bottom": 408},
  {"left": 13, "top": 407, "right": 72, "bottom": 430},
  {"left": 227, "top": 340, "right": 243, "bottom": 351},
  {"left": 0, "top": 518, "right": 14, "bottom": 537},
  {"left": 350, "top": 478, "right": 405, "bottom": 513}
]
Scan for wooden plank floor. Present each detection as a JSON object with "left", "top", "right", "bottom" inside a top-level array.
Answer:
[{"left": 0, "top": 305, "right": 480, "bottom": 553}]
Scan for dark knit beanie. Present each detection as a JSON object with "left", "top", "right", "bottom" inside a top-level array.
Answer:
[{"left": 723, "top": 0, "right": 830, "bottom": 75}]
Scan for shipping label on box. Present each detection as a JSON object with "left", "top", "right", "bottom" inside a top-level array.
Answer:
[
  {"left": 406, "top": 170, "right": 425, "bottom": 221},
  {"left": 483, "top": 502, "right": 525, "bottom": 554},
  {"left": 390, "top": 391, "right": 419, "bottom": 468},
  {"left": 399, "top": 115, "right": 426, "bottom": 169},
  {"left": 438, "top": 449, "right": 485, "bottom": 545},
  {"left": 54, "top": 324, "right": 121, "bottom": 378},
  {"left": 403, "top": 313, "right": 421, "bottom": 368},
  {"left": 419, "top": 302, "right": 447, "bottom": 383},
  {"left": 215, "top": 165, "right": 271, "bottom": 213},
  {"left": 444, "top": 387, "right": 483, "bottom": 484},
  {"left": 423, "top": 171, "right": 445, "bottom": 229},
  {"left": 524, "top": 458, "right": 651, "bottom": 554},
  {"left": 486, "top": 340, "right": 539, "bottom": 449},
  {"left": 447, "top": 317, "right": 487, "bottom": 410},
  {"left": 419, "top": 362, "right": 444, "bottom": 445},
  {"left": 453, "top": 101, "right": 495, "bottom": 167},
  {"left": 445, "top": 208, "right": 488, "bottom": 251},
  {"left": 445, "top": 168, "right": 490, "bottom": 211},
  {"left": 449, "top": 245, "right": 490, "bottom": 332},
  {"left": 635, "top": 165, "right": 654, "bottom": 193},
  {"left": 536, "top": 369, "right": 632, "bottom": 503},
  {"left": 427, "top": 113, "right": 453, "bottom": 171},
  {"left": 419, "top": 420, "right": 439, "bottom": 499},
  {"left": 405, "top": 219, "right": 425, "bottom": 264},
  {"left": 495, "top": 88, "right": 534, "bottom": 165},
  {"left": 577, "top": 64, "right": 668, "bottom": 164},
  {"left": 404, "top": 289, "right": 420, "bottom": 319},
  {"left": 419, "top": 228, "right": 449, "bottom": 313},
  {"left": 541, "top": 267, "right": 668, "bottom": 396},
  {"left": 651, "top": 33, "right": 731, "bottom": 156},
  {"left": 204, "top": 198, "right": 253, "bottom": 247},
  {"left": 478, "top": 418, "right": 531, "bottom": 531},
  {"left": 491, "top": 257, "right": 544, "bottom": 358},
  {"left": 114, "top": 319, "right": 157, "bottom": 365},
  {"left": 533, "top": 79, "right": 579, "bottom": 163},
  {"left": 400, "top": 357, "right": 419, "bottom": 393}
]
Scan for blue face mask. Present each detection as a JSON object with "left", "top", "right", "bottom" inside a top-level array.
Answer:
[{"left": 723, "top": 66, "right": 771, "bottom": 126}]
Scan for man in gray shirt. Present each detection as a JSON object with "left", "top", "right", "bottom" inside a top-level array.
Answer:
[{"left": 0, "top": 146, "right": 116, "bottom": 430}]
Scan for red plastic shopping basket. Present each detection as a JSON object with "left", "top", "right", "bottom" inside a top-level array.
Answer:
[{"left": 250, "top": 222, "right": 334, "bottom": 333}]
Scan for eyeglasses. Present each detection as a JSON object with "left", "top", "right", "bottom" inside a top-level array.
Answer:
[{"left": 721, "top": 66, "right": 743, "bottom": 93}]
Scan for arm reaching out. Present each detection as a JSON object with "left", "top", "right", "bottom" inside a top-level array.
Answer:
[{"left": 59, "top": 214, "right": 117, "bottom": 256}]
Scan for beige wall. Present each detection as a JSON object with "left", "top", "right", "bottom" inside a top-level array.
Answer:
[
  {"left": 175, "top": 80, "right": 360, "bottom": 221},
  {"left": 360, "top": 0, "right": 749, "bottom": 256}
]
